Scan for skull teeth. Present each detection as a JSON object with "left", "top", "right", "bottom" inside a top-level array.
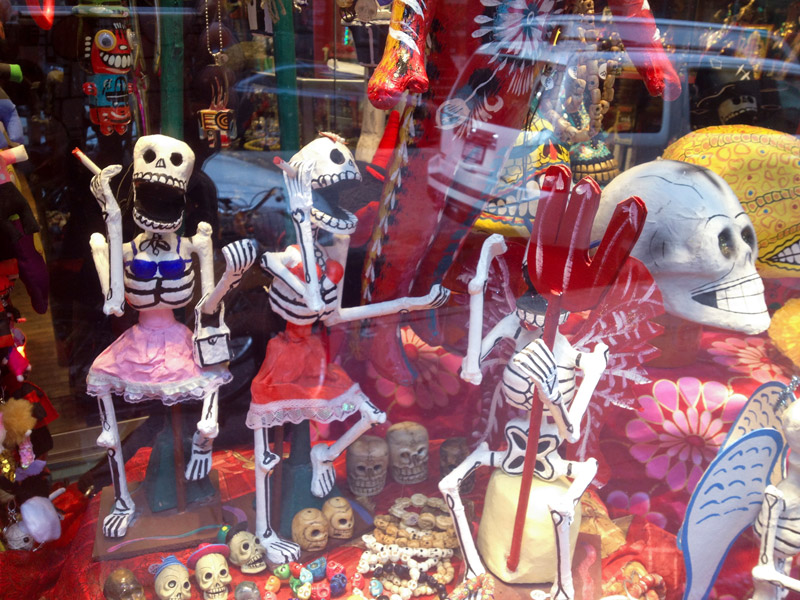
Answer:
[
  {"left": 133, "top": 206, "right": 183, "bottom": 232},
  {"left": 348, "top": 479, "right": 385, "bottom": 496},
  {"left": 768, "top": 240, "right": 800, "bottom": 267},
  {"left": 205, "top": 585, "right": 229, "bottom": 600},
  {"left": 391, "top": 464, "right": 428, "bottom": 485},
  {"left": 691, "top": 274, "right": 768, "bottom": 315},
  {"left": 134, "top": 171, "right": 188, "bottom": 191},
  {"left": 100, "top": 51, "right": 132, "bottom": 70},
  {"left": 311, "top": 170, "right": 361, "bottom": 189},
  {"left": 310, "top": 206, "right": 358, "bottom": 234}
]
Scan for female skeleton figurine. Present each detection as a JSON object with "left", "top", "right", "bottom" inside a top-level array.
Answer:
[
  {"left": 249, "top": 133, "right": 449, "bottom": 563},
  {"left": 439, "top": 234, "right": 608, "bottom": 600},
  {"left": 83, "top": 134, "right": 255, "bottom": 538}
]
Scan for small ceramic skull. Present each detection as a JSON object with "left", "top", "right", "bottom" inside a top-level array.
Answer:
[
  {"left": 154, "top": 559, "right": 192, "bottom": 600},
  {"left": 387, "top": 421, "right": 429, "bottom": 485},
  {"left": 439, "top": 437, "right": 474, "bottom": 493},
  {"left": 234, "top": 581, "right": 262, "bottom": 600},
  {"left": 103, "top": 568, "right": 146, "bottom": 600},
  {"left": 322, "top": 497, "right": 355, "bottom": 539},
  {"left": 347, "top": 435, "right": 389, "bottom": 496},
  {"left": 228, "top": 530, "right": 267, "bottom": 574},
  {"left": 594, "top": 160, "right": 770, "bottom": 334},
  {"left": 3, "top": 521, "right": 33, "bottom": 550},
  {"left": 195, "top": 552, "right": 233, "bottom": 600},
  {"left": 292, "top": 508, "right": 329, "bottom": 552}
]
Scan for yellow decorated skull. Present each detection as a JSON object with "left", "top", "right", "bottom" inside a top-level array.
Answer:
[{"left": 663, "top": 125, "right": 800, "bottom": 278}]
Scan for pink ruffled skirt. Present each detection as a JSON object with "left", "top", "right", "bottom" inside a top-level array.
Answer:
[{"left": 86, "top": 309, "right": 231, "bottom": 405}]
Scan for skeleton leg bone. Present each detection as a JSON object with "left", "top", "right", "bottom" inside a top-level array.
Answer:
[
  {"left": 185, "top": 390, "right": 219, "bottom": 481},
  {"left": 310, "top": 397, "right": 386, "bottom": 498},
  {"left": 254, "top": 426, "right": 301, "bottom": 563},
  {"left": 438, "top": 442, "right": 498, "bottom": 579},
  {"left": 97, "top": 393, "right": 135, "bottom": 538}
]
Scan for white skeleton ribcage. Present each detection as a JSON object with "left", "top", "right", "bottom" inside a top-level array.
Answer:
[
  {"left": 124, "top": 262, "right": 195, "bottom": 310},
  {"left": 754, "top": 494, "right": 800, "bottom": 559},
  {"left": 268, "top": 272, "right": 339, "bottom": 325}
]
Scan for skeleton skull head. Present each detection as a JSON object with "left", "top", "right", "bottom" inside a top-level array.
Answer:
[
  {"left": 439, "top": 437, "right": 474, "bottom": 493},
  {"left": 291, "top": 508, "right": 328, "bottom": 552},
  {"left": 228, "top": 530, "right": 267, "bottom": 574},
  {"left": 234, "top": 582, "right": 262, "bottom": 600},
  {"left": 289, "top": 133, "right": 361, "bottom": 234},
  {"left": 387, "top": 422, "right": 429, "bottom": 485},
  {"left": 322, "top": 496, "right": 355, "bottom": 539},
  {"left": 347, "top": 435, "right": 388, "bottom": 496},
  {"left": 189, "top": 546, "right": 232, "bottom": 600},
  {"left": 132, "top": 134, "right": 195, "bottom": 232},
  {"left": 594, "top": 160, "right": 770, "bottom": 334},
  {"left": 103, "top": 568, "right": 146, "bottom": 600},
  {"left": 3, "top": 521, "right": 33, "bottom": 550},
  {"left": 154, "top": 558, "right": 191, "bottom": 600}
]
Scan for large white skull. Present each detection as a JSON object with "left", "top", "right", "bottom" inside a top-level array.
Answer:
[
  {"left": 154, "top": 563, "right": 191, "bottom": 600},
  {"left": 132, "top": 134, "right": 195, "bottom": 232},
  {"left": 387, "top": 422, "right": 429, "bottom": 485},
  {"left": 195, "top": 552, "right": 232, "bottom": 600},
  {"left": 593, "top": 160, "right": 770, "bottom": 334},
  {"left": 322, "top": 496, "right": 354, "bottom": 539},
  {"left": 291, "top": 508, "right": 329, "bottom": 552},
  {"left": 346, "top": 435, "right": 388, "bottom": 496},
  {"left": 227, "top": 531, "right": 267, "bottom": 574}
]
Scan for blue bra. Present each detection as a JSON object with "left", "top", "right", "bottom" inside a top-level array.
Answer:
[{"left": 126, "top": 238, "right": 191, "bottom": 280}]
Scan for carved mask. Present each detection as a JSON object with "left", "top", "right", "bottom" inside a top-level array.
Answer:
[
  {"left": 386, "top": 421, "right": 429, "bottom": 485},
  {"left": 346, "top": 435, "right": 388, "bottom": 496}
]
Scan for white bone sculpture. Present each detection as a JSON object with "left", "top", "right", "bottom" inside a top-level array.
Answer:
[
  {"left": 439, "top": 233, "right": 608, "bottom": 600},
  {"left": 82, "top": 135, "right": 257, "bottom": 538},
  {"left": 248, "top": 133, "right": 450, "bottom": 564}
]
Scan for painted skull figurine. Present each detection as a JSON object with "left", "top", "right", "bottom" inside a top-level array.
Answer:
[
  {"left": 152, "top": 556, "right": 192, "bottom": 600},
  {"left": 346, "top": 435, "right": 389, "bottom": 496},
  {"left": 103, "top": 568, "right": 146, "bottom": 600},
  {"left": 322, "top": 496, "right": 355, "bottom": 539},
  {"left": 131, "top": 134, "right": 195, "bottom": 232},
  {"left": 228, "top": 530, "right": 268, "bottom": 574},
  {"left": 291, "top": 508, "right": 329, "bottom": 552},
  {"left": 3, "top": 521, "right": 34, "bottom": 550},
  {"left": 387, "top": 421, "right": 429, "bottom": 485},
  {"left": 188, "top": 544, "right": 233, "bottom": 600},
  {"left": 594, "top": 160, "right": 770, "bottom": 335}
]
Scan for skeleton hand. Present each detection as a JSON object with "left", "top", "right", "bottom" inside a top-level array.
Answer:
[
  {"left": 222, "top": 239, "right": 258, "bottom": 283},
  {"left": 284, "top": 162, "right": 314, "bottom": 212},
  {"left": 511, "top": 339, "right": 559, "bottom": 402},
  {"left": 577, "top": 342, "right": 608, "bottom": 378},
  {"left": 460, "top": 356, "right": 483, "bottom": 386},
  {"left": 90, "top": 164, "right": 123, "bottom": 225}
]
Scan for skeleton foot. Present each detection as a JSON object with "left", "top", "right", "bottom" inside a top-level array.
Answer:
[
  {"left": 261, "top": 533, "right": 301, "bottom": 563},
  {"left": 103, "top": 503, "right": 134, "bottom": 538},
  {"left": 310, "top": 444, "right": 336, "bottom": 498},
  {"left": 185, "top": 431, "right": 214, "bottom": 481},
  {"left": 96, "top": 430, "right": 116, "bottom": 449}
]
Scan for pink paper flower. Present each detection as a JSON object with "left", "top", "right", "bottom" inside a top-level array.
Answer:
[
  {"left": 626, "top": 377, "right": 746, "bottom": 493},
  {"left": 605, "top": 490, "right": 668, "bottom": 529},
  {"left": 367, "top": 327, "right": 464, "bottom": 410},
  {"left": 708, "top": 336, "right": 789, "bottom": 384}
]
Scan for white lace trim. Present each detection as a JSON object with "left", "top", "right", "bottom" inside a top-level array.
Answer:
[
  {"left": 245, "top": 384, "right": 366, "bottom": 429},
  {"left": 86, "top": 368, "right": 231, "bottom": 405}
]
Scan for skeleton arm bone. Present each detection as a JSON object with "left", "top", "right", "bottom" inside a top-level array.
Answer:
[
  {"left": 88, "top": 164, "right": 125, "bottom": 317},
  {"left": 198, "top": 239, "right": 259, "bottom": 316},
  {"left": 326, "top": 284, "right": 450, "bottom": 326},
  {"left": 462, "top": 234, "right": 508, "bottom": 385},
  {"left": 565, "top": 340, "right": 609, "bottom": 440},
  {"left": 460, "top": 313, "right": 521, "bottom": 386}
]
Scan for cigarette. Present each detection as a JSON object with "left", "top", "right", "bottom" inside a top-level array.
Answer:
[
  {"left": 273, "top": 156, "right": 298, "bottom": 178},
  {"left": 72, "top": 147, "right": 101, "bottom": 175}
]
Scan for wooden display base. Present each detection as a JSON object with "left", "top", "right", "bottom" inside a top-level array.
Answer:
[
  {"left": 92, "top": 472, "right": 223, "bottom": 562},
  {"left": 489, "top": 533, "right": 602, "bottom": 600}
]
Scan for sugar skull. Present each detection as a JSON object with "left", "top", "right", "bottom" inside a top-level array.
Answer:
[
  {"left": 188, "top": 543, "right": 233, "bottom": 600},
  {"left": 227, "top": 530, "right": 267, "bottom": 574},
  {"left": 152, "top": 556, "right": 191, "bottom": 600}
]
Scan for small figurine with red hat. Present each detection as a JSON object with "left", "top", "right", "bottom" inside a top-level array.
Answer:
[{"left": 188, "top": 543, "right": 233, "bottom": 600}]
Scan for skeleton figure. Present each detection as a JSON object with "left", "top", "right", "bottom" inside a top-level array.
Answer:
[
  {"left": 248, "top": 133, "right": 449, "bottom": 563},
  {"left": 85, "top": 135, "right": 257, "bottom": 538},
  {"left": 439, "top": 234, "right": 607, "bottom": 600}
]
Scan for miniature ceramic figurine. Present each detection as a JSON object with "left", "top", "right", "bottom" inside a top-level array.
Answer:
[
  {"left": 321, "top": 496, "right": 354, "bottom": 539},
  {"left": 220, "top": 523, "right": 268, "bottom": 574},
  {"left": 188, "top": 543, "right": 233, "bottom": 600},
  {"left": 292, "top": 507, "right": 328, "bottom": 552},
  {"left": 247, "top": 132, "right": 449, "bottom": 563},
  {"left": 386, "top": 421, "right": 428, "bottom": 484},
  {"left": 80, "top": 135, "right": 256, "bottom": 538},
  {"left": 346, "top": 435, "right": 388, "bottom": 497},
  {"left": 680, "top": 379, "right": 800, "bottom": 600},
  {"left": 593, "top": 159, "right": 770, "bottom": 335},
  {"left": 440, "top": 166, "right": 646, "bottom": 600},
  {"left": 103, "top": 568, "right": 146, "bottom": 600},
  {"left": 151, "top": 555, "right": 192, "bottom": 600}
]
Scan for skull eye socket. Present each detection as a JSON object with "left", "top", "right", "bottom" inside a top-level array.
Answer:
[
  {"left": 170, "top": 153, "right": 183, "bottom": 167},
  {"left": 356, "top": 465, "right": 366, "bottom": 472},
  {"left": 311, "top": 528, "right": 322, "bottom": 537},
  {"left": 718, "top": 228, "right": 734, "bottom": 259},
  {"left": 183, "top": 581, "right": 191, "bottom": 589},
  {"left": 741, "top": 226, "right": 756, "bottom": 251},
  {"left": 338, "top": 518, "right": 348, "bottom": 526},
  {"left": 242, "top": 542, "right": 250, "bottom": 551},
  {"left": 204, "top": 572, "right": 213, "bottom": 580},
  {"left": 143, "top": 149, "right": 157, "bottom": 163},
  {"left": 220, "top": 568, "right": 228, "bottom": 577},
  {"left": 330, "top": 149, "right": 345, "bottom": 165},
  {"left": 168, "top": 581, "right": 177, "bottom": 589}
]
